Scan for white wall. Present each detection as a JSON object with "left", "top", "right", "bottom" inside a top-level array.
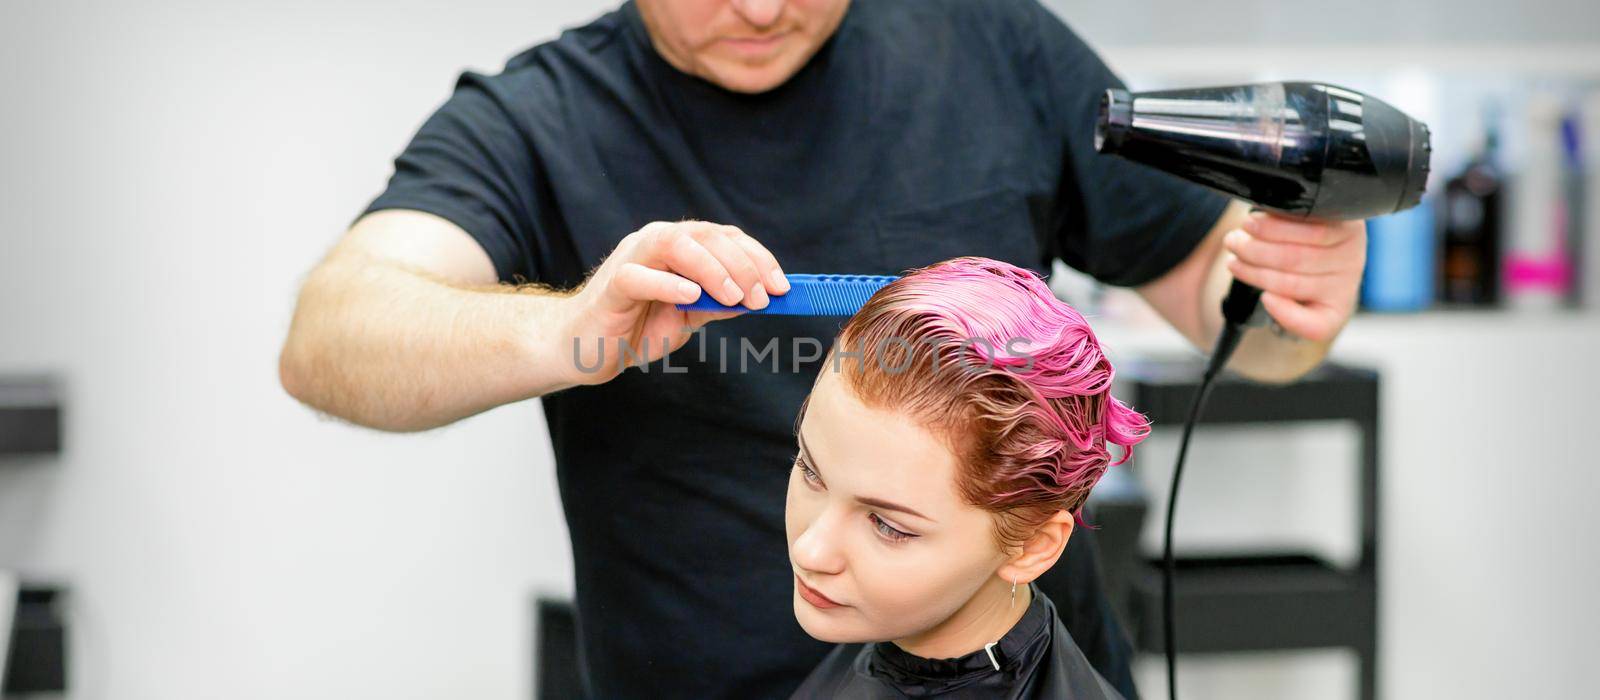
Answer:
[
  {"left": 0, "top": 2, "right": 615, "bottom": 698},
  {"left": 2, "top": 2, "right": 1597, "bottom": 699},
  {"left": 1051, "top": 0, "right": 1600, "bottom": 45}
]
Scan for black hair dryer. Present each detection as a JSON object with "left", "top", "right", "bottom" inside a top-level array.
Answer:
[
  {"left": 1095, "top": 81, "right": 1432, "bottom": 334},
  {"left": 1098, "top": 83, "right": 1433, "bottom": 700}
]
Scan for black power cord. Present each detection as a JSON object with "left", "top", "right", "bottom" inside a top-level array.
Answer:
[{"left": 1163, "top": 277, "right": 1261, "bottom": 700}]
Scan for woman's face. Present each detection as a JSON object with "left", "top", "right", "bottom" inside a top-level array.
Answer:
[{"left": 785, "top": 370, "right": 1009, "bottom": 643}]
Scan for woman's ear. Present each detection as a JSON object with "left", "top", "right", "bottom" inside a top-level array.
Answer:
[{"left": 997, "top": 510, "right": 1075, "bottom": 585}]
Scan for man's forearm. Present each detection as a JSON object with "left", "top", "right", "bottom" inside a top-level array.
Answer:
[{"left": 278, "top": 252, "right": 580, "bottom": 432}]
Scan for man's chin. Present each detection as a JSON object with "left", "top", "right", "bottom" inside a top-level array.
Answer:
[{"left": 703, "top": 60, "right": 804, "bottom": 94}]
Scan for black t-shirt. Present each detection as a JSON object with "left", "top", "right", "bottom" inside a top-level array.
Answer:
[{"left": 362, "top": 1, "right": 1226, "bottom": 697}]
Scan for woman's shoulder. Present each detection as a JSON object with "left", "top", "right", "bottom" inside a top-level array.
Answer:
[{"left": 1034, "top": 589, "right": 1127, "bottom": 699}]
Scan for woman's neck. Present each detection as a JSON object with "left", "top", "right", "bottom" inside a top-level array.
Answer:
[{"left": 891, "top": 576, "right": 1032, "bottom": 660}]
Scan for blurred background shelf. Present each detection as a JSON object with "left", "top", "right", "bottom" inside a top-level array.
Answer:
[
  {"left": 1103, "top": 358, "right": 1381, "bottom": 700},
  {"left": 2, "top": 584, "right": 68, "bottom": 695},
  {"left": 0, "top": 376, "right": 61, "bottom": 457},
  {"left": 1128, "top": 554, "right": 1374, "bottom": 654}
]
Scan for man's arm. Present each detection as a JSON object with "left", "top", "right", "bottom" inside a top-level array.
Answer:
[
  {"left": 278, "top": 210, "right": 584, "bottom": 432},
  {"left": 1136, "top": 201, "right": 1368, "bottom": 384},
  {"left": 278, "top": 210, "right": 785, "bottom": 432}
]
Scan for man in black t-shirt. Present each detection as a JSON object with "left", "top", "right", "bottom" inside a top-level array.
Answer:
[{"left": 278, "top": 1, "right": 1371, "bottom": 697}]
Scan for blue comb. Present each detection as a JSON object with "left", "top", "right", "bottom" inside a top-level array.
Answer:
[{"left": 676, "top": 274, "right": 899, "bottom": 315}]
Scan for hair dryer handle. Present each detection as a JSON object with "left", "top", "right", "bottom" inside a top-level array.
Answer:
[
  {"left": 1221, "top": 277, "right": 1265, "bottom": 327},
  {"left": 1220, "top": 208, "right": 1291, "bottom": 329},
  {"left": 1206, "top": 275, "right": 1268, "bottom": 381}
]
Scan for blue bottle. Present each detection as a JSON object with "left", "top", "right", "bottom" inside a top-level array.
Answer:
[{"left": 1361, "top": 200, "right": 1437, "bottom": 312}]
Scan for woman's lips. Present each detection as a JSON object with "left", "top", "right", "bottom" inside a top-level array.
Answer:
[{"left": 795, "top": 574, "right": 843, "bottom": 609}]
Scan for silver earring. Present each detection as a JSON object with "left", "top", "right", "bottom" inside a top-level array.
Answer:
[{"left": 988, "top": 579, "right": 1020, "bottom": 672}]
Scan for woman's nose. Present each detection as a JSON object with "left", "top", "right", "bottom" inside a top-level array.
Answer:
[
  {"left": 791, "top": 510, "right": 845, "bottom": 575},
  {"left": 729, "top": 0, "right": 784, "bottom": 29}
]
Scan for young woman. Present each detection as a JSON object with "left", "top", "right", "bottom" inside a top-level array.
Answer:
[{"left": 786, "top": 257, "right": 1150, "bottom": 698}]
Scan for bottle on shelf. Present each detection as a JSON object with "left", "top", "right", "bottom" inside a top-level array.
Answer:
[
  {"left": 1436, "top": 106, "right": 1503, "bottom": 308},
  {"left": 1583, "top": 92, "right": 1600, "bottom": 311},
  {"left": 1505, "top": 94, "right": 1576, "bottom": 310}
]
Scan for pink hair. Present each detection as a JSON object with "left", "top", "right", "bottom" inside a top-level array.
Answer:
[{"left": 821, "top": 257, "right": 1152, "bottom": 548}]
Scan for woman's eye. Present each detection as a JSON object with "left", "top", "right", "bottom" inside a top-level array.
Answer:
[
  {"left": 795, "top": 457, "right": 823, "bottom": 488},
  {"left": 869, "top": 513, "right": 914, "bottom": 543}
]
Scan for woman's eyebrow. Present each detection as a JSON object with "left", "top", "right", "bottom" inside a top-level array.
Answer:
[
  {"left": 796, "top": 430, "right": 931, "bottom": 522},
  {"left": 857, "top": 495, "right": 930, "bottom": 522}
]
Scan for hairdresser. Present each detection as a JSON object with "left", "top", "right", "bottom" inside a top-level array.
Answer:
[{"left": 277, "top": 0, "right": 1367, "bottom": 697}]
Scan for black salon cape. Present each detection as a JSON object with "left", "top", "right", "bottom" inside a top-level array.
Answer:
[
  {"left": 361, "top": 0, "right": 1227, "bottom": 696},
  {"left": 790, "top": 587, "right": 1124, "bottom": 699}
]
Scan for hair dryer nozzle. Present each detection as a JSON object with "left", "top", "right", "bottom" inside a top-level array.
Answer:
[
  {"left": 1092, "top": 82, "right": 1431, "bottom": 221},
  {"left": 1095, "top": 88, "right": 1133, "bottom": 154}
]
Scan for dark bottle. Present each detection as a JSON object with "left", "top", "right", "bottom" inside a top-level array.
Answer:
[{"left": 1437, "top": 121, "right": 1503, "bottom": 306}]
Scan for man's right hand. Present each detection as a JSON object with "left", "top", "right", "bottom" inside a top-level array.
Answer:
[
  {"left": 280, "top": 212, "right": 789, "bottom": 431},
  {"left": 557, "top": 220, "right": 791, "bottom": 386}
]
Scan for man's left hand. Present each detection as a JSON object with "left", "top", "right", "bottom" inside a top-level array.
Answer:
[{"left": 1222, "top": 212, "right": 1367, "bottom": 344}]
